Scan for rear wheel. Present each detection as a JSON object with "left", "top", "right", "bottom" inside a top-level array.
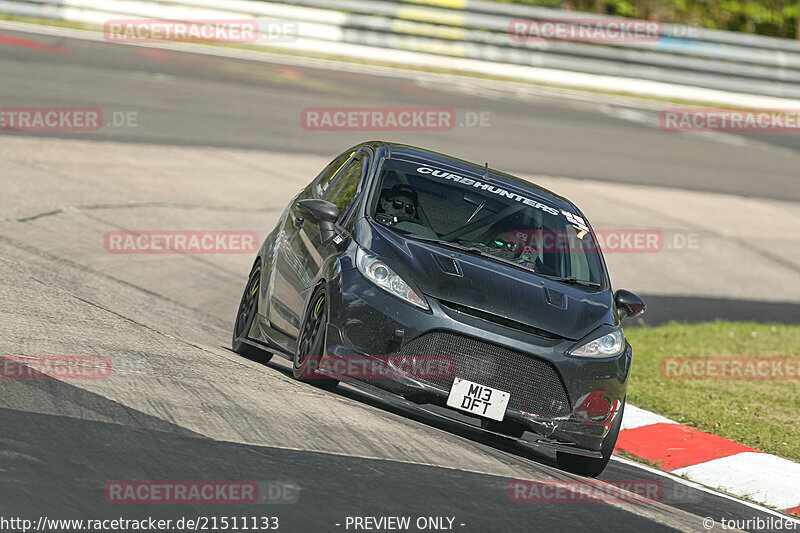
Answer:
[
  {"left": 293, "top": 286, "right": 338, "bottom": 390},
  {"left": 481, "top": 419, "right": 526, "bottom": 439},
  {"left": 556, "top": 398, "right": 625, "bottom": 477},
  {"left": 232, "top": 262, "right": 273, "bottom": 361}
]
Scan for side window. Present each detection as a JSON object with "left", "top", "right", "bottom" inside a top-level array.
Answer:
[
  {"left": 315, "top": 151, "right": 355, "bottom": 198},
  {"left": 324, "top": 157, "right": 365, "bottom": 219}
]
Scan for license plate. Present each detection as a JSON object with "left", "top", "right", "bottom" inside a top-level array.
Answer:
[{"left": 446, "top": 377, "right": 510, "bottom": 422}]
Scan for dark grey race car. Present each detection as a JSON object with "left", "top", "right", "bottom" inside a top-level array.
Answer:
[{"left": 232, "top": 141, "right": 645, "bottom": 477}]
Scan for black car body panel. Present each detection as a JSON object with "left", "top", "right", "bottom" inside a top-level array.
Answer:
[{"left": 361, "top": 219, "right": 613, "bottom": 341}]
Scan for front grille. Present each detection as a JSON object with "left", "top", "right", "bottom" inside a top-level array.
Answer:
[{"left": 393, "top": 331, "right": 571, "bottom": 418}]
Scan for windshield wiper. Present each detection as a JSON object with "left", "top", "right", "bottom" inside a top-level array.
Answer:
[
  {"left": 406, "top": 235, "right": 539, "bottom": 273},
  {"left": 537, "top": 274, "right": 602, "bottom": 288},
  {"left": 405, "top": 235, "right": 488, "bottom": 257}
]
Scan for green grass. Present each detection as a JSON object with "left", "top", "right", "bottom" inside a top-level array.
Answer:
[{"left": 625, "top": 321, "right": 800, "bottom": 461}]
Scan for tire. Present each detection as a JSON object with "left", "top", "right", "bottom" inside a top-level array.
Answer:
[
  {"left": 556, "top": 398, "right": 625, "bottom": 477},
  {"left": 232, "top": 262, "right": 273, "bottom": 362},
  {"left": 481, "top": 419, "right": 526, "bottom": 439},
  {"left": 293, "top": 286, "right": 338, "bottom": 390}
]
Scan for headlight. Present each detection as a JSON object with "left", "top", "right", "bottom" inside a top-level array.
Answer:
[
  {"left": 356, "top": 247, "right": 429, "bottom": 310},
  {"left": 568, "top": 328, "right": 625, "bottom": 358}
]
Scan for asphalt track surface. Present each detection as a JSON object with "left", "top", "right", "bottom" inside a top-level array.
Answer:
[
  {"left": 2, "top": 27, "right": 800, "bottom": 200},
  {"left": 1, "top": 28, "right": 799, "bottom": 533},
  {"left": 3, "top": 26, "right": 800, "bottom": 322}
]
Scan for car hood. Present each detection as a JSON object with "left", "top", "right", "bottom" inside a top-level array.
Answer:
[{"left": 361, "top": 222, "right": 613, "bottom": 341}]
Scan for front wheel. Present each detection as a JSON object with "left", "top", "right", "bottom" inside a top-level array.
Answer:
[
  {"left": 293, "top": 286, "right": 338, "bottom": 390},
  {"left": 232, "top": 262, "right": 273, "bottom": 362},
  {"left": 556, "top": 398, "right": 625, "bottom": 477}
]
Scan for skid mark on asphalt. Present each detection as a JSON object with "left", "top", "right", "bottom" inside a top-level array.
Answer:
[{"left": 0, "top": 231, "right": 231, "bottom": 332}]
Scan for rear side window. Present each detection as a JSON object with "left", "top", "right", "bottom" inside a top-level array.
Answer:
[{"left": 324, "top": 157, "right": 366, "bottom": 219}]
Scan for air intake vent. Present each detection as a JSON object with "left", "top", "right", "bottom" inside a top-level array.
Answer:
[
  {"left": 545, "top": 288, "right": 566, "bottom": 309},
  {"left": 432, "top": 254, "right": 462, "bottom": 276}
]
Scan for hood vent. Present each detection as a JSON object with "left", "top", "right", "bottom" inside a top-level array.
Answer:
[
  {"left": 432, "top": 254, "right": 462, "bottom": 276},
  {"left": 545, "top": 287, "right": 566, "bottom": 309}
]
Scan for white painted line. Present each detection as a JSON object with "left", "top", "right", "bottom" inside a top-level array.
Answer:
[
  {"left": 672, "top": 452, "right": 800, "bottom": 511},
  {"left": 621, "top": 404, "right": 679, "bottom": 430},
  {"left": 612, "top": 455, "right": 800, "bottom": 520}
]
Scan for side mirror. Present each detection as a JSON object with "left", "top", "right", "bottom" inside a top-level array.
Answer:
[
  {"left": 296, "top": 199, "right": 339, "bottom": 224},
  {"left": 296, "top": 199, "right": 341, "bottom": 244},
  {"left": 614, "top": 289, "right": 646, "bottom": 321}
]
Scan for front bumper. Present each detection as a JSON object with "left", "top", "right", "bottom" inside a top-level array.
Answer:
[{"left": 322, "top": 268, "right": 629, "bottom": 454}]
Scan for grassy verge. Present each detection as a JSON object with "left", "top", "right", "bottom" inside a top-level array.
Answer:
[{"left": 625, "top": 321, "right": 800, "bottom": 461}]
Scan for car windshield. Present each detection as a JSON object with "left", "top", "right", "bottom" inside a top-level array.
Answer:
[{"left": 369, "top": 157, "right": 606, "bottom": 285}]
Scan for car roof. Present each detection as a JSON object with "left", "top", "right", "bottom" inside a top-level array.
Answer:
[{"left": 357, "top": 140, "right": 581, "bottom": 215}]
